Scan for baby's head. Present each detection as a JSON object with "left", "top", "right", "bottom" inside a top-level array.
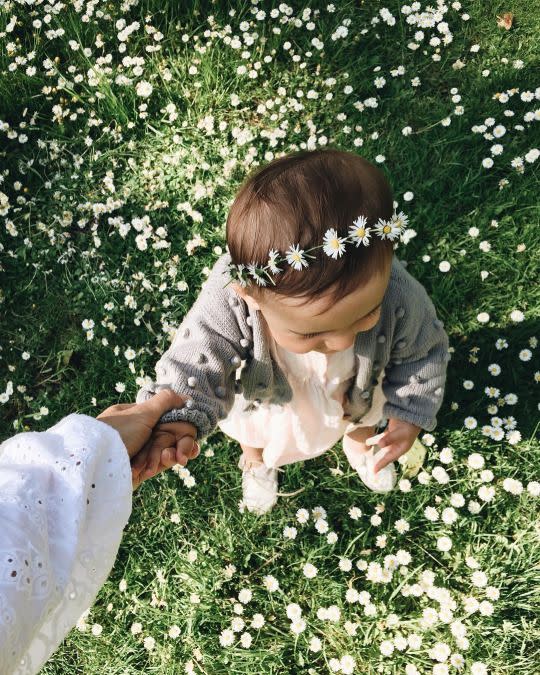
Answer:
[{"left": 226, "top": 149, "right": 395, "bottom": 354}]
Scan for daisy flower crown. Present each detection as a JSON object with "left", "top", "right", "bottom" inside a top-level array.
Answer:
[{"left": 228, "top": 210, "right": 408, "bottom": 288}]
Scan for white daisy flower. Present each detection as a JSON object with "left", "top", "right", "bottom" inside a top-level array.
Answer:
[
  {"left": 267, "top": 249, "right": 281, "bottom": 274},
  {"left": 392, "top": 211, "right": 409, "bottom": 229},
  {"left": 235, "top": 264, "right": 249, "bottom": 287},
  {"left": 348, "top": 215, "right": 372, "bottom": 246},
  {"left": 374, "top": 215, "right": 402, "bottom": 241},
  {"left": 247, "top": 264, "right": 267, "bottom": 286},
  {"left": 464, "top": 416, "right": 478, "bottom": 429},
  {"left": 285, "top": 244, "right": 309, "bottom": 270},
  {"left": 506, "top": 430, "right": 521, "bottom": 444},
  {"left": 323, "top": 228, "right": 347, "bottom": 258}
]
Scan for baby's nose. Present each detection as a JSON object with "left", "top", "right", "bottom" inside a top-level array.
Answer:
[{"left": 324, "top": 333, "right": 355, "bottom": 352}]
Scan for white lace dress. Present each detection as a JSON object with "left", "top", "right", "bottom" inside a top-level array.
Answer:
[
  {"left": 0, "top": 414, "right": 132, "bottom": 675},
  {"left": 218, "top": 339, "right": 387, "bottom": 469}
]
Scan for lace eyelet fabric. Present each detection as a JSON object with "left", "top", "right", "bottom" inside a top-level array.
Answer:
[{"left": 0, "top": 414, "right": 132, "bottom": 675}]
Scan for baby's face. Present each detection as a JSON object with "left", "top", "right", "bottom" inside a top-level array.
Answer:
[{"left": 237, "top": 264, "right": 391, "bottom": 355}]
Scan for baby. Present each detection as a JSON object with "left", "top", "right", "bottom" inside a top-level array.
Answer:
[{"left": 132, "top": 149, "right": 450, "bottom": 513}]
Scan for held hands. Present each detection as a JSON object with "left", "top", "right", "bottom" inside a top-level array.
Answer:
[
  {"left": 97, "top": 389, "right": 187, "bottom": 458},
  {"left": 130, "top": 421, "right": 199, "bottom": 489},
  {"left": 366, "top": 417, "right": 421, "bottom": 474}
]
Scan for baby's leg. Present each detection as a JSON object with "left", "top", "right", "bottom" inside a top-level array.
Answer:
[
  {"left": 342, "top": 425, "right": 376, "bottom": 470},
  {"left": 241, "top": 443, "right": 264, "bottom": 466}
]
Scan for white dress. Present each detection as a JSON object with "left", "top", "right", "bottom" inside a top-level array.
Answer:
[
  {"left": 0, "top": 414, "right": 132, "bottom": 675},
  {"left": 218, "top": 338, "right": 387, "bottom": 469}
]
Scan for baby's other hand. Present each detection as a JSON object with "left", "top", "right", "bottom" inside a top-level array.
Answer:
[
  {"left": 365, "top": 418, "right": 421, "bottom": 474},
  {"left": 131, "top": 421, "right": 199, "bottom": 488}
]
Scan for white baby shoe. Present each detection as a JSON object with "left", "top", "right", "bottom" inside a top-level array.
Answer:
[
  {"left": 238, "top": 455, "right": 279, "bottom": 515},
  {"left": 355, "top": 445, "right": 397, "bottom": 494}
]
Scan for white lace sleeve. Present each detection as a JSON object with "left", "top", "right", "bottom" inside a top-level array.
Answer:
[{"left": 0, "top": 413, "right": 132, "bottom": 675}]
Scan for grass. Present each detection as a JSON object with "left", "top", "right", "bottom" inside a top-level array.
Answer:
[{"left": 1, "top": 1, "right": 539, "bottom": 673}]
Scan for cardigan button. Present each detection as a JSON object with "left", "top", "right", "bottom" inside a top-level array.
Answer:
[
  {"left": 228, "top": 296, "right": 239, "bottom": 307},
  {"left": 187, "top": 376, "right": 197, "bottom": 388},
  {"left": 377, "top": 334, "right": 386, "bottom": 343},
  {"left": 396, "top": 307, "right": 405, "bottom": 318},
  {"left": 433, "top": 318, "right": 444, "bottom": 329},
  {"left": 246, "top": 316, "right": 253, "bottom": 326},
  {"left": 215, "top": 386, "right": 226, "bottom": 398},
  {"left": 361, "top": 390, "right": 371, "bottom": 399},
  {"left": 240, "top": 338, "right": 250, "bottom": 348},
  {"left": 396, "top": 340, "right": 406, "bottom": 350},
  {"left": 231, "top": 355, "right": 241, "bottom": 366}
]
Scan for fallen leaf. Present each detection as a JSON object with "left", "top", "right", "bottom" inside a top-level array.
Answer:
[{"left": 496, "top": 12, "right": 514, "bottom": 30}]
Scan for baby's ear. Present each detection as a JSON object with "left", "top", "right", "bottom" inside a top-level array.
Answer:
[{"left": 231, "top": 283, "right": 261, "bottom": 311}]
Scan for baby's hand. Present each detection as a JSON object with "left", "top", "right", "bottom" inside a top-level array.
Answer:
[
  {"left": 366, "top": 418, "right": 421, "bottom": 474},
  {"left": 131, "top": 421, "right": 199, "bottom": 488}
]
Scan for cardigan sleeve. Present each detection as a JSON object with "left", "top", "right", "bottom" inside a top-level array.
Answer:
[
  {"left": 136, "top": 255, "right": 250, "bottom": 438},
  {"left": 382, "top": 266, "right": 450, "bottom": 431}
]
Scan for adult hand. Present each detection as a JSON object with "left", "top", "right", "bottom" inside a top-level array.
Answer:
[
  {"left": 365, "top": 417, "right": 421, "bottom": 473},
  {"left": 96, "top": 389, "right": 187, "bottom": 459}
]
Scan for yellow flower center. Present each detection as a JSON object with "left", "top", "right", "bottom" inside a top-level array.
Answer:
[
  {"left": 383, "top": 224, "right": 392, "bottom": 234},
  {"left": 355, "top": 227, "right": 366, "bottom": 237},
  {"left": 292, "top": 253, "right": 301, "bottom": 262},
  {"left": 330, "top": 238, "right": 340, "bottom": 249}
]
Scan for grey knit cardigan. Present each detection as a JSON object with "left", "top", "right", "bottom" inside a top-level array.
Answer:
[{"left": 136, "top": 254, "right": 450, "bottom": 437}]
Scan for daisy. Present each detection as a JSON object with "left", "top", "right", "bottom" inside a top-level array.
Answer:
[
  {"left": 506, "top": 430, "right": 521, "bottom": 444},
  {"left": 285, "top": 244, "right": 309, "bottom": 270},
  {"left": 267, "top": 249, "right": 281, "bottom": 274},
  {"left": 235, "top": 264, "right": 249, "bottom": 287},
  {"left": 322, "top": 228, "right": 347, "bottom": 258},
  {"left": 247, "top": 264, "right": 267, "bottom": 286},
  {"left": 374, "top": 215, "right": 402, "bottom": 241},
  {"left": 392, "top": 210, "right": 409, "bottom": 230},
  {"left": 348, "top": 215, "right": 372, "bottom": 246}
]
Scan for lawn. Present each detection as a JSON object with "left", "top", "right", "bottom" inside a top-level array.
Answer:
[{"left": 1, "top": 1, "right": 539, "bottom": 673}]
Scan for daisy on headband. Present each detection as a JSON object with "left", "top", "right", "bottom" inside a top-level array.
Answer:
[{"left": 227, "top": 211, "right": 409, "bottom": 287}]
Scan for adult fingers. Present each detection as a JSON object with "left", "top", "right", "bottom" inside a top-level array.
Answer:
[{"left": 137, "top": 389, "right": 186, "bottom": 424}]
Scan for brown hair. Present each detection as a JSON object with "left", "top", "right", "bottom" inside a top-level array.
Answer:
[{"left": 226, "top": 148, "right": 394, "bottom": 303}]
